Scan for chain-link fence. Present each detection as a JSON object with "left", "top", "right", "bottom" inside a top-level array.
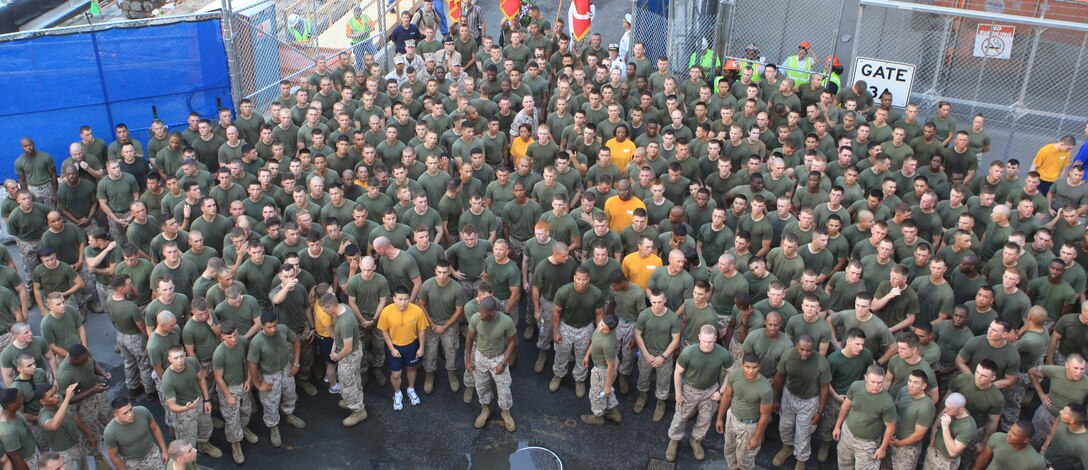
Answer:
[
  {"left": 724, "top": 0, "right": 847, "bottom": 74},
  {"left": 227, "top": 0, "right": 421, "bottom": 115},
  {"left": 853, "top": 0, "right": 1088, "bottom": 163}
]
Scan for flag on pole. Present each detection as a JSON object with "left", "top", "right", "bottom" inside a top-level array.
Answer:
[
  {"left": 570, "top": 0, "right": 592, "bottom": 41},
  {"left": 88, "top": 0, "right": 101, "bottom": 15},
  {"left": 448, "top": 0, "right": 461, "bottom": 25},
  {"left": 501, "top": 0, "right": 521, "bottom": 21}
]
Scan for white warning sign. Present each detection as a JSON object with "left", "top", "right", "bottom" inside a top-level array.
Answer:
[{"left": 973, "top": 24, "right": 1015, "bottom": 60}]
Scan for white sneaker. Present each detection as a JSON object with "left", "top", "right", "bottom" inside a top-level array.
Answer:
[
  {"left": 407, "top": 388, "right": 421, "bottom": 406},
  {"left": 393, "top": 392, "right": 404, "bottom": 411},
  {"left": 329, "top": 384, "right": 341, "bottom": 394},
  {"left": 323, "top": 377, "right": 330, "bottom": 383}
]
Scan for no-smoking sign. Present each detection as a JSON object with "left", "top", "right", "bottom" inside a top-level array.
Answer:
[{"left": 973, "top": 24, "right": 1016, "bottom": 60}]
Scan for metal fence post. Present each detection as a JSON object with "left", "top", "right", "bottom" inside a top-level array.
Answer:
[
  {"left": 1058, "top": 32, "right": 1088, "bottom": 132},
  {"left": 378, "top": 1, "right": 389, "bottom": 72},
  {"left": 220, "top": 0, "right": 243, "bottom": 105},
  {"left": 829, "top": 0, "right": 846, "bottom": 69},
  {"left": 1014, "top": 26, "right": 1044, "bottom": 109},
  {"left": 925, "top": 17, "right": 954, "bottom": 96},
  {"left": 848, "top": 2, "right": 864, "bottom": 74},
  {"left": 309, "top": 0, "right": 321, "bottom": 54}
]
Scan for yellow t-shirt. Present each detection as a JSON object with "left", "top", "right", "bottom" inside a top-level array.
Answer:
[
  {"left": 313, "top": 302, "right": 334, "bottom": 338},
  {"left": 606, "top": 138, "right": 637, "bottom": 171},
  {"left": 1033, "top": 143, "right": 1071, "bottom": 182},
  {"left": 622, "top": 252, "right": 662, "bottom": 290},
  {"left": 603, "top": 195, "right": 647, "bottom": 233},
  {"left": 377, "top": 303, "right": 429, "bottom": 346},
  {"left": 511, "top": 137, "right": 536, "bottom": 161}
]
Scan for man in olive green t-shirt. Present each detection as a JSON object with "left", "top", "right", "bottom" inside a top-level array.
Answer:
[
  {"left": 104, "top": 400, "right": 168, "bottom": 470},
  {"left": 715, "top": 354, "right": 773, "bottom": 470},
  {"left": 160, "top": 345, "right": 220, "bottom": 458},
  {"left": 975, "top": 422, "right": 1046, "bottom": 470},
  {"left": 465, "top": 297, "right": 517, "bottom": 432},
  {"left": 211, "top": 321, "right": 256, "bottom": 464},
  {"left": 550, "top": 268, "right": 606, "bottom": 398},
  {"left": 1029, "top": 355, "right": 1088, "bottom": 448},
  {"left": 324, "top": 294, "right": 367, "bottom": 428},
  {"left": 580, "top": 315, "right": 621, "bottom": 425},
  {"left": 665, "top": 324, "right": 732, "bottom": 463},
  {"left": 832, "top": 365, "right": 897, "bottom": 470},
  {"left": 772, "top": 335, "right": 831, "bottom": 468},
  {"left": 246, "top": 313, "right": 304, "bottom": 448},
  {"left": 922, "top": 392, "right": 976, "bottom": 469},
  {"left": 54, "top": 344, "right": 111, "bottom": 458},
  {"left": 417, "top": 260, "right": 465, "bottom": 395},
  {"left": 634, "top": 289, "right": 681, "bottom": 422}
]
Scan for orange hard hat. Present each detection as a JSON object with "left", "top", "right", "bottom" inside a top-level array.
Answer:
[
  {"left": 799, "top": 41, "right": 812, "bottom": 49},
  {"left": 724, "top": 59, "right": 740, "bottom": 71},
  {"left": 826, "top": 56, "right": 841, "bottom": 67}
]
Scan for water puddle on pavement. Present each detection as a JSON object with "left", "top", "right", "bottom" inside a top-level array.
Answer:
[{"left": 466, "top": 440, "right": 564, "bottom": 469}]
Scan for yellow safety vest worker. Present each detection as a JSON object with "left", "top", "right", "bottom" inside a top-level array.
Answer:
[
  {"left": 782, "top": 55, "right": 815, "bottom": 83},
  {"left": 822, "top": 72, "right": 841, "bottom": 93},
  {"left": 688, "top": 50, "right": 721, "bottom": 77},
  {"left": 737, "top": 58, "right": 763, "bottom": 82},
  {"left": 348, "top": 15, "right": 374, "bottom": 44},
  {"left": 289, "top": 19, "right": 312, "bottom": 43}
]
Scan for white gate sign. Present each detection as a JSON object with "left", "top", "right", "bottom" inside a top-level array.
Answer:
[
  {"left": 973, "top": 24, "right": 1015, "bottom": 60},
  {"left": 851, "top": 57, "right": 916, "bottom": 108}
]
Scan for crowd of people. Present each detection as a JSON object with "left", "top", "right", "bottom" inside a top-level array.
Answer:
[{"left": 2, "top": 1, "right": 1088, "bottom": 469}]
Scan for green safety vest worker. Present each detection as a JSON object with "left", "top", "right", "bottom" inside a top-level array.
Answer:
[
  {"left": 737, "top": 58, "right": 763, "bottom": 82},
  {"left": 823, "top": 71, "right": 842, "bottom": 94},
  {"left": 348, "top": 15, "right": 375, "bottom": 45},
  {"left": 689, "top": 49, "right": 722, "bottom": 77},
  {"left": 782, "top": 54, "right": 815, "bottom": 83},
  {"left": 288, "top": 18, "right": 313, "bottom": 43}
]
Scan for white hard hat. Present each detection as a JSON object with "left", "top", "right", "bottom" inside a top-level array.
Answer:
[{"left": 288, "top": 14, "right": 301, "bottom": 27}]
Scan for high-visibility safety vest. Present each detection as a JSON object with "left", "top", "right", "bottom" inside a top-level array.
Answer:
[
  {"left": 737, "top": 58, "right": 763, "bottom": 82},
  {"left": 782, "top": 55, "right": 815, "bottom": 83},
  {"left": 823, "top": 72, "right": 841, "bottom": 92},
  {"left": 289, "top": 19, "right": 313, "bottom": 43},
  {"left": 348, "top": 15, "right": 374, "bottom": 44},
  {"left": 689, "top": 50, "right": 721, "bottom": 76}
]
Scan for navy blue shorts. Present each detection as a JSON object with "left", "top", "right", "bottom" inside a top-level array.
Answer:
[
  {"left": 386, "top": 341, "right": 421, "bottom": 372},
  {"left": 316, "top": 336, "right": 335, "bottom": 364}
]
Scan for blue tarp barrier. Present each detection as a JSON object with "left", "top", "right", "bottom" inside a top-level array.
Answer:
[{"left": 0, "top": 18, "right": 232, "bottom": 179}]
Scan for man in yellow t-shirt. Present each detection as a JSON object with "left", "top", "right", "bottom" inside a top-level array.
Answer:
[
  {"left": 603, "top": 179, "right": 646, "bottom": 233},
  {"left": 377, "top": 286, "right": 429, "bottom": 410},
  {"left": 621, "top": 234, "right": 662, "bottom": 290},
  {"left": 1030, "top": 135, "right": 1077, "bottom": 194},
  {"left": 312, "top": 284, "right": 337, "bottom": 391}
]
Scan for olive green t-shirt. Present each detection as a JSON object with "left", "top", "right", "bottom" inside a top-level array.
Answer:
[
  {"left": 106, "top": 297, "right": 143, "bottom": 336},
  {"left": 0, "top": 337, "right": 50, "bottom": 372},
  {"left": 379, "top": 251, "right": 421, "bottom": 293},
  {"left": 844, "top": 380, "right": 898, "bottom": 440},
  {"left": 41, "top": 307, "right": 82, "bottom": 353},
  {"left": 677, "top": 343, "right": 733, "bottom": 390},
  {"left": 934, "top": 414, "right": 977, "bottom": 458},
  {"left": 419, "top": 278, "right": 466, "bottom": 324},
  {"left": 344, "top": 273, "right": 390, "bottom": 320},
  {"left": 610, "top": 284, "right": 646, "bottom": 322},
  {"left": 1041, "top": 365, "right": 1088, "bottom": 417},
  {"left": 332, "top": 309, "right": 360, "bottom": 352},
  {"left": 56, "top": 356, "right": 98, "bottom": 397},
  {"left": 725, "top": 367, "right": 773, "bottom": 421},
  {"left": 893, "top": 388, "right": 936, "bottom": 440},
  {"left": 985, "top": 432, "right": 1046, "bottom": 470},
  {"left": 446, "top": 240, "right": 493, "bottom": 282},
  {"left": 949, "top": 373, "right": 1003, "bottom": 428},
  {"left": 468, "top": 312, "right": 516, "bottom": 356},
  {"left": 680, "top": 300, "right": 718, "bottom": 345},
  {"left": 162, "top": 357, "right": 203, "bottom": 404},
  {"left": 182, "top": 315, "right": 221, "bottom": 362},
  {"left": 146, "top": 330, "right": 181, "bottom": 373},
  {"left": 38, "top": 401, "right": 81, "bottom": 451},
  {"left": 742, "top": 329, "right": 794, "bottom": 378},
  {"left": 886, "top": 355, "right": 938, "bottom": 398},
  {"left": 1043, "top": 425, "right": 1088, "bottom": 467},
  {"left": 0, "top": 412, "right": 35, "bottom": 459},
  {"left": 647, "top": 269, "right": 694, "bottom": 311},
  {"left": 104, "top": 406, "right": 155, "bottom": 458},
  {"left": 144, "top": 294, "right": 190, "bottom": 330},
  {"left": 212, "top": 338, "right": 249, "bottom": 387},
  {"left": 12, "top": 368, "right": 47, "bottom": 417},
  {"left": 531, "top": 258, "right": 577, "bottom": 302},
  {"left": 827, "top": 349, "right": 875, "bottom": 395},
  {"left": 776, "top": 348, "right": 832, "bottom": 399},
  {"left": 213, "top": 296, "right": 260, "bottom": 335},
  {"left": 956, "top": 336, "right": 1019, "bottom": 379},
  {"left": 554, "top": 283, "right": 605, "bottom": 329},
  {"left": 830, "top": 310, "right": 896, "bottom": 359},
  {"left": 247, "top": 324, "right": 297, "bottom": 375},
  {"left": 115, "top": 258, "right": 155, "bottom": 307},
  {"left": 783, "top": 315, "right": 833, "bottom": 350},
  {"left": 483, "top": 258, "right": 520, "bottom": 303},
  {"left": 635, "top": 308, "right": 680, "bottom": 353},
  {"left": 590, "top": 329, "right": 617, "bottom": 367},
  {"left": 1053, "top": 314, "right": 1088, "bottom": 358}
]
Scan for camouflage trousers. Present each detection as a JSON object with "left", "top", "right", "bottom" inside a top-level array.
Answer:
[
  {"left": 359, "top": 328, "right": 386, "bottom": 372},
  {"left": 780, "top": 388, "right": 819, "bottom": 462},
  {"left": 27, "top": 184, "right": 54, "bottom": 209},
  {"left": 472, "top": 349, "right": 512, "bottom": 410},
  {"left": 724, "top": 409, "right": 760, "bottom": 470},
  {"left": 507, "top": 237, "right": 525, "bottom": 263},
  {"left": 338, "top": 349, "right": 365, "bottom": 412},
  {"left": 535, "top": 298, "right": 555, "bottom": 351},
  {"left": 30, "top": 423, "right": 48, "bottom": 452},
  {"left": 921, "top": 444, "right": 960, "bottom": 470},
  {"left": 1000, "top": 373, "right": 1030, "bottom": 431},
  {"left": 728, "top": 336, "right": 745, "bottom": 371},
  {"left": 75, "top": 264, "right": 97, "bottom": 312},
  {"left": 173, "top": 397, "right": 213, "bottom": 446},
  {"left": 0, "top": 332, "right": 12, "bottom": 358},
  {"left": 959, "top": 425, "right": 987, "bottom": 469},
  {"left": 199, "top": 360, "right": 217, "bottom": 410},
  {"left": 217, "top": 383, "right": 253, "bottom": 444},
  {"left": 56, "top": 442, "right": 87, "bottom": 470},
  {"left": 667, "top": 382, "right": 718, "bottom": 441},
  {"left": 459, "top": 279, "right": 481, "bottom": 306},
  {"left": 589, "top": 366, "right": 619, "bottom": 416},
  {"left": 122, "top": 445, "right": 162, "bottom": 470},
  {"left": 106, "top": 212, "right": 129, "bottom": 250},
  {"left": 636, "top": 348, "right": 673, "bottom": 400},
  {"left": 15, "top": 238, "right": 40, "bottom": 285},
  {"left": 423, "top": 324, "right": 459, "bottom": 373},
  {"left": 819, "top": 398, "right": 844, "bottom": 442},
  {"left": 888, "top": 442, "right": 922, "bottom": 470},
  {"left": 1031, "top": 406, "right": 1056, "bottom": 449},
  {"left": 615, "top": 321, "right": 638, "bottom": 376},
  {"left": 95, "top": 284, "right": 113, "bottom": 315},
  {"left": 553, "top": 322, "right": 593, "bottom": 382},
  {"left": 151, "top": 372, "right": 173, "bottom": 428},
  {"left": 74, "top": 392, "right": 111, "bottom": 440},
  {"left": 117, "top": 331, "right": 154, "bottom": 392},
  {"left": 838, "top": 423, "right": 882, "bottom": 470},
  {"left": 257, "top": 364, "right": 297, "bottom": 428}
]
